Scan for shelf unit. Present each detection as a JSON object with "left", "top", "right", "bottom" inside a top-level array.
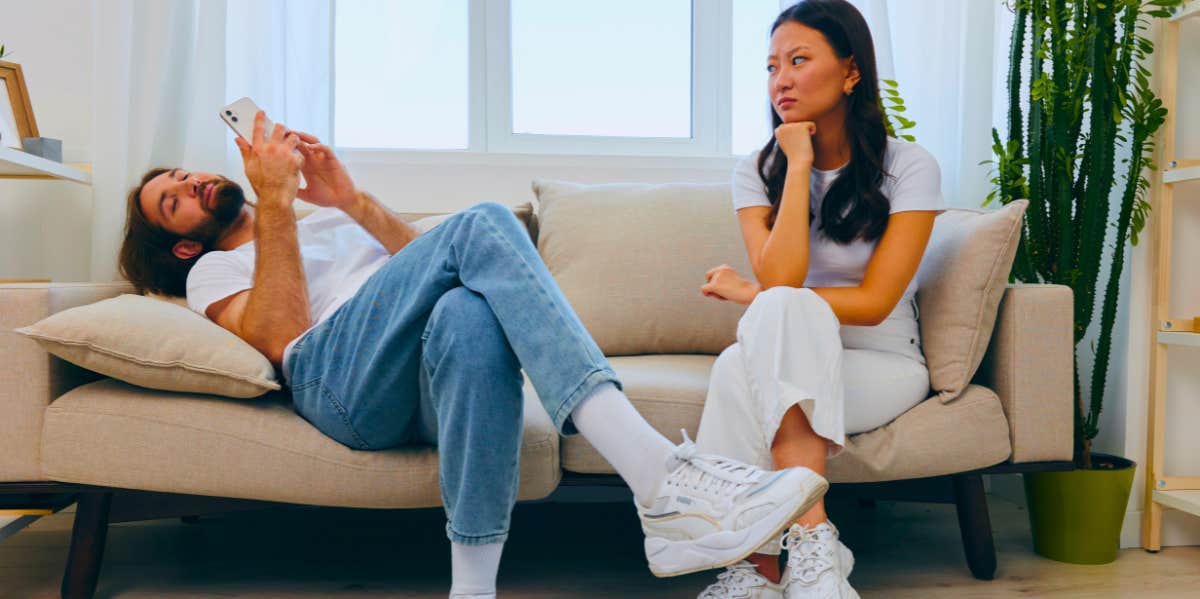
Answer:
[
  {"left": 0, "top": 145, "right": 91, "bottom": 184},
  {"left": 1142, "top": 0, "right": 1200, "bottom": 551},
  {"left": 0, "top": 144, "right": 89, "bottom": 286}
]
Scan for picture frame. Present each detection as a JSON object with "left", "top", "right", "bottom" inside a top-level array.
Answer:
[{"left": 0, "top": 61, "right": 39, "bottom": 150}]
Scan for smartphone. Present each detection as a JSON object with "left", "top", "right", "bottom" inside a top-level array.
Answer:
[
  {"left": 220, "top": 97, "right": 274, "bottom": 142},
  {"left": 221, "top": 97, "right": 306, "bottom": 187}
]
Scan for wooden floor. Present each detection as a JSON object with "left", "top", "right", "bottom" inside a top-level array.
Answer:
[{"left": 0, "top": 493, "right": 1196, "bottom": 598}]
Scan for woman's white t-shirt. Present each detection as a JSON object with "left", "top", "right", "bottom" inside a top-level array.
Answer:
[{"left": 731, "top": 138, "right": 945, "bottom": 307}]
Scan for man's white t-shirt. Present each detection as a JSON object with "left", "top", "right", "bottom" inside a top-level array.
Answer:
[
  {"left": 731, "top": 138, "right": 945, "bottom": 307},
  {"left": 186, "top": 207, "right": 391, "bottom": 382}
]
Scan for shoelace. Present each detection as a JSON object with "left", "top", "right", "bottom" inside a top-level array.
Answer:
[
  {"left": 699, "top": 561, "right": 765, "bottom": 598},
  {"left": 782, "top": 525, "right": 837, "bottom": 585},
  {"left": 667, "top": 430, "right": 763, "bottom": 499}
]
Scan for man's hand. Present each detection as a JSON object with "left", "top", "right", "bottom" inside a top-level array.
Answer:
[
  {"left": 235, "top": 110, "right": 303, "bottom": 207},
  {"left": 701, "top": 264, "right": 762, "bottom": 305},
  {"left": 292, "top": 131, "right": 358, "bottom": 210}
]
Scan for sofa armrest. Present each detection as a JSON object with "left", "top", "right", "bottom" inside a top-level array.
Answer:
[
  {"left": 0, "top": 282, "right": 134, "bottom": 481},
  {"left": 971, "top": 284, "right": 1074, "bottom": 463}
]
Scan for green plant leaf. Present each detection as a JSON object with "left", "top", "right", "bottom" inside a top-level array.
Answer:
[{"left": 991, "top": 0, "right": 1179, "bottom": 466}]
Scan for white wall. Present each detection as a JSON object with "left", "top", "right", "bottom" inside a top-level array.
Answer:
[
  {"left": 341, "top": 153, "right": 735, "bottom": 214},
  {"left": 0, "top": 0, "right": 93, "bottom": 281},
  {"left": 1119, "top": 15, "right": 1200, "bottom": 548}
]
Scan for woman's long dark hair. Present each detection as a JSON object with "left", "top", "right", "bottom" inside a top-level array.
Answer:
[{"left": 758, "top": 0, "right": 891, "bottom": 244}]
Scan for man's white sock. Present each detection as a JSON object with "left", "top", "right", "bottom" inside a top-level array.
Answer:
[
  {"left": 449, "top": 542, "right": 503, "bottom": 599},
  {"left": 570, "top": 382, "right": 675, "bottom": 506}
]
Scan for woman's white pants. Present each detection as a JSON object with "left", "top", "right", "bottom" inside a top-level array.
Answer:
[{"left": 695, "top": 287, "right": 931, "bottom": 554}]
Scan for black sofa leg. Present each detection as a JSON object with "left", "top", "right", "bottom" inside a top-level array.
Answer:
[
  {"left": 952, "top": 472, "right": 996, "bottom": 580},
  {"left": 61, "top": 492, "right": 112, "bottom": 599}
]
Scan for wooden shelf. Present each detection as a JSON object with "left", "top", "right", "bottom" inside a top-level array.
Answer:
[
  {"left": 0, "top": 146, "right": 91, "bottom": 184},
  {"left": 1158, "top": 331, "right": 1200, "bottom": 348},
  {"left": 0, "top": 509, "right": 52, "bottom": 517},
  {"left": 1153, "top": 490, "right": 1200, "bottom": 518},
  {"left": 1171, "top": 1, "right": 1200, "bottom": 22},
  {"left": 1164, "top": 164, "right": 1200, "bottom": 184},
  {"left": 1160, "top": 318, "right": 1200, "bottom": 332},
  {"left": 1144, "top": 0, "right": 1200, "bottom": 553}
]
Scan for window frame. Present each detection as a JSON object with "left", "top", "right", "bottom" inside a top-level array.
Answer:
[{"left": 335, "top": 0, "right": 791, "bottom": 164}]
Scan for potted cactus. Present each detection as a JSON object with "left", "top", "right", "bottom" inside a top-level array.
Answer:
[{"left": 987, "top": 0, "right": 1183, "bottom": 564}]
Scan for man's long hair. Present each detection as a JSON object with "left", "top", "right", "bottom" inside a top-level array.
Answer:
[{"left": 118, "top": 167, "right": 202, "bottom": 297}]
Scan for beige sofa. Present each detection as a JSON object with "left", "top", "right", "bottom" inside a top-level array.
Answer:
[{"left": 0, "top": 187, "right": 1074, "bottom": 599}]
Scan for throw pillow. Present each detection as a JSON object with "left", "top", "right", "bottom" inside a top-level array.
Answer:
[
  {"left": 15, "top": 294, "right": 279, "bottom": 398},
  {"left": 533, "top": 179, "right": 751, "bottom": 355},
  {"left": 915, "top": 200, "right": 1028, "bottom": 403}
]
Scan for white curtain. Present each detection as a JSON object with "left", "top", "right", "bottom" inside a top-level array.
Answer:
[
  {"left": 88, "top": 0, "right": 332, "bottom": 281},
  {"left": 223, "top": 0, "right": 334, "bottom": 193},
  {"left": 849, "top": 0, "right": 1006, "bottom": 209}
]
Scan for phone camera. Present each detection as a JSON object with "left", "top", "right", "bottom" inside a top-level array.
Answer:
[
  {"left": 225, "top": 110, "right": 232, "bottom": 116},
  {"left": 231, "top": 116, "right": 238, "bottom": 122}
]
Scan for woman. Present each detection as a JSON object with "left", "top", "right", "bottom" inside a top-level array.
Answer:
[{"left": 694, "top": 1, "right": 944, "bottom": 597}]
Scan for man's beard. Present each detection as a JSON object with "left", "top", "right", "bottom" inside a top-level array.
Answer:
[{"left": 183, "top": 179, "right": 246, "bottom": 249}]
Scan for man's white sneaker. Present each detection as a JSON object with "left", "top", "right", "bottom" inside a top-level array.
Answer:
[
  {"left": 697, "top": 561, "right": 784, "bottom": 599},
  {"left": 781, "top": 522, "right": 858, "bottom": 598},
  {"left": 639, "top": 431, "right": 829, "bottom": 577}
]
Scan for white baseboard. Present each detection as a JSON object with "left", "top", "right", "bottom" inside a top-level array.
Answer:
[
  {"left": 987, "top": 473, "right": 1026, "bottom": 506},
  {"left": 1120, "top": 509, "right": 1200, "bottom": 548}
]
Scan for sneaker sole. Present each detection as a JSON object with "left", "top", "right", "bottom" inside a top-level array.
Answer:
[{"left": 644, "top": 468, "right": 828, "bottom": 578}]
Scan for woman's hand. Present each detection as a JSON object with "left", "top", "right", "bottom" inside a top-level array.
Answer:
[
  {"left": 235, "top": 111, "right": 303, "bottom": 207},
  {"left": 292, "top": 131, "right": 359, "bottom": 210},
  {"left": 774, "top": 121, "right": 816, "bottom": 166},
  {"left": 702, "top": 264, "right": 761, "bottom": 305}
]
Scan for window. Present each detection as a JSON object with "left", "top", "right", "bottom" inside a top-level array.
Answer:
[
  {"left": 731, "top": 0, "right": 785, "bottom": 155},
  {"left": 334, "top": 0, "right": 469, "bottom": 149},
  {"left": 510, "top": 0, "right": 692, "bottom": 138},
  {"left": 332, "top": 0, "right": 790, "bottom": 156}
]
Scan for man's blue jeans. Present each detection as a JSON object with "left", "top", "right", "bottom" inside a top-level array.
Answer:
[{"left": 285, "top": 202, "right": 622, "bottom": 545}]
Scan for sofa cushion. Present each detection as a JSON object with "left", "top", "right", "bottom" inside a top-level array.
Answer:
[
  {"left": 557, "top": 354, "right": 716, "bottom": 472},
  {"left": 560, "top": 356, "right": 1011, "bottom": 483},
  {"left": 405, "top": 209, "right": 530, "bottom": 236},
  {"left": 916, "top": 200, "right": 1027, "bottom": 402},
  {"left": 825, "top": 385, "right": 1012, "bottom": 482},
  {"left": 40, "top": 378, "right": 561, "bottom": 507},
  {"left": 16, "top": 294, "right": 279, "bottom": 398},
  {"left": 533, "top": 180, "right": 752, "bottom": 355}
]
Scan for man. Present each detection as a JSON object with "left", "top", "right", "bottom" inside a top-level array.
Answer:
[{"left": 118, "top": 111, "right": 829, "bottom": 598}]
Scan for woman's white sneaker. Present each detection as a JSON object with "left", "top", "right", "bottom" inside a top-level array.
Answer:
[
  {"left": 781, "top": 522, "right": 858, "bottom": 598},
  {"left": 639, "top": 431, "right": 829, "bottom": 578},
  {"left": 697, "top": 561, "right": 784, "bottom": 599}
]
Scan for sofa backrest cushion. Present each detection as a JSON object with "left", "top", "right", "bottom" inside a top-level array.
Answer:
[
  {"left": 916, "top": 200, "right": 1028, "bottom": 402},
  {"left": 533, "top": 179, "right": 752, "bottom": 355}
]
